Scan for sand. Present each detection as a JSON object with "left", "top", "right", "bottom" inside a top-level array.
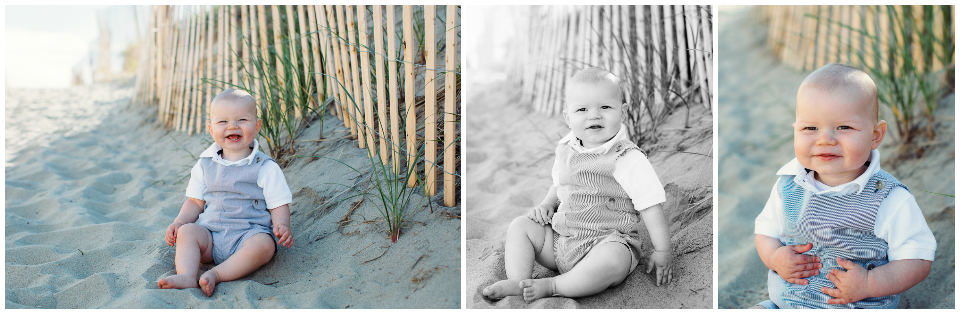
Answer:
[
  {"left": 717, "top": 6, "right": 955, "bottom": 309},
  {"left": 464, "top": 72, "right": 713, "bottom": 308},
  {"left": 5, "top": 79, "right": 461, "bottom": 308}
]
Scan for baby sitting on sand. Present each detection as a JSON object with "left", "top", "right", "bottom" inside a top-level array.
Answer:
[
  {"left": 158, "top": 89, "right": 294, "bottom": 296},
  {"left": 753, "top": 63, "right": 935, "bottom": 309},
  {"left": 482, "top": 67, "right": 673, "bottom": 302}
]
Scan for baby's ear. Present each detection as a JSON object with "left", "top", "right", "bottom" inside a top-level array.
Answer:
[{"left": 871, "top": 120, "right": 887, "bottom": 149}]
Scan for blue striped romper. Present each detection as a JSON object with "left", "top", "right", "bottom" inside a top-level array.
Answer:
[
  {"left": 760, "top": 169, "right": 904, "bottom": 309},
  {"left": 542, "top": 138, "right": 644, "bottom": 274},
  {"left": 195, "top": 150, "right": 278, "bottom": 264}
]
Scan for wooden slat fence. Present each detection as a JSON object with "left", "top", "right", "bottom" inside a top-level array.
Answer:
[
  {"left": 132, "top": 5, "right": 461, "bottom": 207},
  {"left": 508, "top": 5, "right": 713, "bottom": 145},
  {"left": 756, "top": 5, "right": 954, "bottom": 75}
]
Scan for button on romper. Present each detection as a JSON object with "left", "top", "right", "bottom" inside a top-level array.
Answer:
[
  {"left": 547, "top": 138, "right": 644, "bottom": 274},
  {"left": 765, "top": 169, "right": 903, "bottom": 309},
  {"left": 196, "top": 150, "right": 277, "bottom": 264}
]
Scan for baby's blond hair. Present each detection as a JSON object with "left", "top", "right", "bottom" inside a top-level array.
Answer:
[
  {"left": 209, "top": 89, "right": 258, "bottom": 120},
  {"left": 566, "top": 67, "right": 624, "bottom": 104},
  {"left": 798, "top": 63, "right": 879, "bottom": 121}
]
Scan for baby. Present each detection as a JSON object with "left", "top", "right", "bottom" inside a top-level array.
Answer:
[
  {"left": 157, "top": 89, "right": 294, "bottom": 296},
  {"left": 753, "top": 63, "right": 936, "bottom": 309},
  {"left": 482, "top": 67, "right": 673, "bottom": 302}
]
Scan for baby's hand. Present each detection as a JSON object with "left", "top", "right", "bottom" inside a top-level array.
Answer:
[
  {"left": 645, "top": 249, "right": 674, "bottom": 286},
  {"left": 770, "top": 243, "right": 822, "bottom": 285},
  {"left": 822, "top": 258, "right": 871, "bottom": 304},
  {"left": 165, "top": 222, "right": 184, "bottom": 247},
  {"left": 274, "top": 224, "right": 293, "bottom": 248},
  {"left": 527, "top": 204, "right": 555, "bottom": 226}
]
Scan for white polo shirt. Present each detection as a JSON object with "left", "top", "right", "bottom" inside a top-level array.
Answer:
[
  {"left": 755, "top": 150, "right": 936, "bottom": 261},
  {"left": 553, "top": 124, "right": 667, "bottom": 212},
  {"left": 185, "top": 139, "right": 293, "bottom": 210}
]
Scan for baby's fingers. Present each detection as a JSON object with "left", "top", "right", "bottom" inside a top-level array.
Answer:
[
  {"left": 785, "top": 278, "right": 809, "bottom": 285},
  {"left": 827, "top": 298, "right": 850, "bottom": 305},
  {"left": 655, "top": 267, "right": 663, "bottom": 287}
]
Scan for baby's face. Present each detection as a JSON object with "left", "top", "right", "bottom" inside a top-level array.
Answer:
[
  {"left": 207, "top": 99, "right": 260, "bottom": 157},
  {"left": 793, "top": 88, "right": 884, "bottom": 186},
  {"left": 563, "top": 82, "right": 624, "bottom": 148}
]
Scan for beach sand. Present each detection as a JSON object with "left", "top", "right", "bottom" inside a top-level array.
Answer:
[
  {"left": 464, "top": 73, "right": 713, "bottom": 308},
  {"left": 717, "top": 6, "right": 955, "bottom": 309},
  {"left": 5, "top": 80, "right": 461, "bottom": 308}
]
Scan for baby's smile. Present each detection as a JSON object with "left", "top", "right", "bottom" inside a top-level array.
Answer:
[{"left": 226, "top": 133, "right": 242, "bottom": 143}]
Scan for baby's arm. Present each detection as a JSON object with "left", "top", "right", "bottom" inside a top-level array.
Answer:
[
  {"left": 822, "top": 258, "right": 931, "bottom": 304},
  {"left": 639, "top": 204, "right": 672, "bottom": 286},
  {"left": 269, "top": 204, "right": 293, "bottom": 248},
  {"left": 756, "top": 235, "right": 821, "bottom": 284},
  {"left": 165, "top": 198, "right": 205, "bottom": 246}
]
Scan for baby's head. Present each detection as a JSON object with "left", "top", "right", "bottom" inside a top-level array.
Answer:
[
  {"left": 793, "top": 63, "right": 887, "bottom": 185},
  {"left": 563, "top": 67, "right": 626, "bottom": 148},
  {"left": 207, "top": 89, "right": 261, "bottom": 155}
]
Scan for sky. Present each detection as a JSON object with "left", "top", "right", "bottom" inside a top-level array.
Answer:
[{"left": 5, "top": 5, "right": 143, "bottom": 89}]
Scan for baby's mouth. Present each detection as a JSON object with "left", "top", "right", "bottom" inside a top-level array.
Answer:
[
  {"left": 814, "top": 153, "right": 840, "bottom": 160},
  {"left": 226, "top": 134, "right": 242, "bottom": 143},
  {"left": 586, "top": 124, "right": 603, "bottom": 130}
]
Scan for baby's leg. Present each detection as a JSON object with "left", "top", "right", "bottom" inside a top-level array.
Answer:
[
  {"left": 198, "top": 232, "right": 275, "bottom": 296},
  {"left": 482, "top": 216, "right": 556, "bottom": 300},
  {"left": 520, "top": 242, "right": 631, "bottom": 302},
  {"left": 158, "top": 223, "right": 214, "bottom": 289}
]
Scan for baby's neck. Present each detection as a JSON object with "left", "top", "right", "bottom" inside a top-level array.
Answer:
[
  {"left": 813, "top": 165, "right": 868, "bottom": 187},
  {"left": 221, "top": 147, "right": 253, "bottom": 162}
]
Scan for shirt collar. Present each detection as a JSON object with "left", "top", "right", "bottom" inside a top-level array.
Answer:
[
  {"left": 776, "top": 149, "right": 881, "bottom": 195},
  {"left": 558, "top": 123, "right": 628, "bottom": 154},
  {"left": 199, "top": 139, "right": 262, "bottom": 166}
]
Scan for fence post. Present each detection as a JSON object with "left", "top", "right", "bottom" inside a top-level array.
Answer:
[
  {"left": 387, "top": 5, "right": 401, "bottom": 173},
  {"left": 403, "top": 5, "right": 417, "bottom": 187},
  {"left": 374, "top": 5, "right": 390, "bottom": 165},
  {"left": 444, "top": 4, "right": 458, "bottom": 206},
  {"left": 346, "top": 6, "right": 368, "bottom": 149},
  {"left": 425, "top": 5, "right": 438, "bottom": 196}
]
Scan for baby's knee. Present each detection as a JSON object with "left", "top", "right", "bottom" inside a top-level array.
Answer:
[
  {"left": 509, "top": 216, "right": 539, "bottom": 232},
  {"left": 592, "top": 244, "right": 633, "bottom": 281},
  {"left": 243, "top": 233, "right": 276, "bottom": 257},
  {"left": 177, "top": 223, "right": 208, "bottom": 238}
]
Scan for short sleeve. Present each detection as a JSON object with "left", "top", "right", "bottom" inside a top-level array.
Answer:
[
  {"left": 258, "top": 160, "right": 293, "bottom": 209},
  {"left": 185, "top": 160, "right": 206, "bottom": 200},
  {"left": 613, "top": 149, "right": 666, "bottom": 211},
  {"left": 875, "top": 188, "right": 936, "bottom": 261},
  {"left": 755, "top": 183, "right": 783, "bottom": 238}
]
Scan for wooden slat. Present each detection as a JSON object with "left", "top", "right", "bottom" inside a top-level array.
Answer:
[
  {"left": 403, "top": 5, "right": 417, "bottom": 187},
  {"left": 335, "top": 5, "right": 360, "bottom": 139},
  {"left": 272, "top": 5, "right": 287, "bottom": 113},
  {"left": 154, "top": 6, "right": 166, "bottom": 105},
  {"left": 622, "top": 6, "right": 633, "bottom": 106},
  {"left": 307, "top": 6, "right": 325, "bottom": 112},
  {"left": 425, "top": 5, "right": 437, "bottom": 196},
  {"left": 285, "top": 5, "right": 302, "bottom": 118},
  {"left": 161, "top": 6, "right": 181, "bottom": 126},
  {"left": 190, "top": 5, "right": 208, "bottom": 134},
  {"left": 674, "top": 5, "right": 689, "bottom": 85},
  {"left": 345, "top": 5, "right": 367, "bottom": 148},
  {"left": 220, "top": 6, "right": 227, "bottom": 88},
  {"left": 700, "top": 5, "right": 713, "bottom": 108},
  {"left": 443, "top": 4, "right": 457, "bottom": 206},
  {"left": 297, "top": 5, "right": 314, "bottom": 110},
  {"left": 359, "top": 6, "right": 378, "bottom": 158},
  {"left": 387, "top": 5, "right": 401, "bottom": 172},
  {"left": 326, "top": 5, "right": 350, "bottom": 128},
  {"left": 374, "top": 5, "right": 389, "bottom": 164},
  {"left": 249, "top": 5, "right": 262, "bottom": 112},
  {"left": 241, "top": 5, "right": 249, "bottom": 90},
  {"left": 177, "top": 7, "right": 198, "bottom": 132},
  {"left": 230, "top": 5, "right": 239, "bottom": 87}
]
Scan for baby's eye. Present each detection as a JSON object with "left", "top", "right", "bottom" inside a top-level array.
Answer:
[
  {"left": 218, "top": 120, "right": 227, "bottom": 124},
  {"left": 837, "top": 125, "right": 851, "bottom": 130},
  {"left": 575, "top": 108, "right": 586, "bottom": 112},
  {"left": 601, "top": 105, "right": 612, "bottom": 109},
  {"left": 239, "top": 118, "right": 248, "bottom": 122},
  {"left": 802, "top": 126, "right": 817, "bottom": 131}
]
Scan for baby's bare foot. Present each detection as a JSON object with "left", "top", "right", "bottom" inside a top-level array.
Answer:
[
  {"left": 198, "top": 269, "right": 221, "bottom": 297},
  {"left": 157, "top": 274, "right": 199, "bottom": 289},
  {"left": 482, "top": 279, "right": 522, "bottom": 300},
  {"left": 520, "top": 278, "right": 556, "bottom": 303}
]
